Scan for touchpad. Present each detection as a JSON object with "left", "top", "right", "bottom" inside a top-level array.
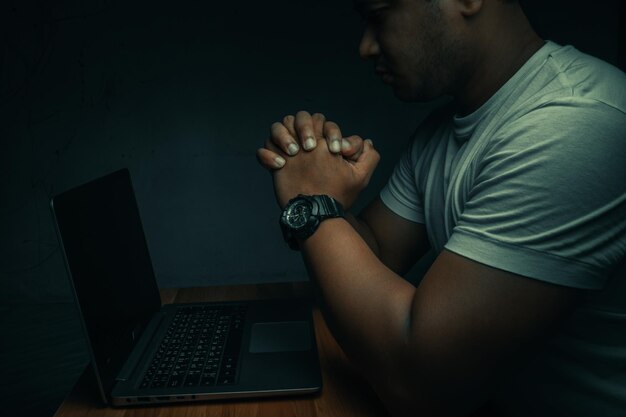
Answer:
[{"left": 249, "top": 321, "right": 311, "bottom": 353}]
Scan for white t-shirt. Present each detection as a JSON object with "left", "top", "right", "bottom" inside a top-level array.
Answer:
[{"left": 380, "top": 41, "right": 626, "bottom": 416}]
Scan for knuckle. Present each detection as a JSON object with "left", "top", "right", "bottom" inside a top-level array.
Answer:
[
  {"left": 257, "top": 150, "right": 270, "bottom": 162},
  {"left": 312, "top": 112, "right": 326, "bottom": 121},
  {"left": 327, "top": 121, "right": 340, "bottom": 132},
  {"left": 261, "top": 154, "right": 272, "bottom": 165},
  {"left": 270, "top": 121, "right": 283, "bottom": 133},
  {"left": 299, "top": 131, "right": 310, "bottom": 142},
  {"left": 296, "top": 110, "right": 310, "bottom": 118},
  {"left": 325, "top": 122, "right": 340, "bottom": 136},
  {"left": 298, "top": 125, "right": 313, "bottom": 137}
]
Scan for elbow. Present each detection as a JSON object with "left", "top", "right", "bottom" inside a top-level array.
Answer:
[
  {"left": 372, "top": 342, "right": 474, "bottom": 417},
  {"left": 376, "top": 380, "right": 468, "bottom": 417},
  {"left": 377, "top": 382, "right": 419, "bottom": 417}
]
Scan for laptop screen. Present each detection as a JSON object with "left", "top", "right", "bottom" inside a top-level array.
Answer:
[{"left": 51, "top": 169, "right": 161, "bottom": 400}]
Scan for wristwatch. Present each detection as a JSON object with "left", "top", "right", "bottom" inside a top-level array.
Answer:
[{"left": 280, "top": 194, "right": 345, "bottom": 250}]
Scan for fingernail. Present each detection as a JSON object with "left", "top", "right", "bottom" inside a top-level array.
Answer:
[
  {"left": 274, "top": 156, "right": 286, "bottom": 168},
  {"left": 287, "top": 143, "right": 299, "bottom": 155},
  {"left": 365, "top": 139, "right": 374, "bottom": 146},
  {"left": 329, "top": 139, "right": 341, "bottom": 153},
  {"left": 304, "top": 137, "right": 316, "bottom": 150},
  {"left": 341, "top": 139, "right": 351, "bottom": 151}
]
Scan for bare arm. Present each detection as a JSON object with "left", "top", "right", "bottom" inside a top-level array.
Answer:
[
  {"left": 351, "top": 197, "right": 430, "bottom": 275},
  {"left": 264, "top": 128, "right": 582, "bottom": 416},
  {"left": 256, "top": 111, "right": 430, "bottom": 274},
  {"left": 258, "top": 111, "right": 582, "bottom": 415},
  {"left": 301, "top": 219, "right": 581, "bottom": 416}
]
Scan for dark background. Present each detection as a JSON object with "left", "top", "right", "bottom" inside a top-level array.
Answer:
[{"left": 1, "top": 0, "right": 624, "bottom": 415}]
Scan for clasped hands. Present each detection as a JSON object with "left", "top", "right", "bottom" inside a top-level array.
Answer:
[{"left": 256, "top": 111, "right": 380, "bottom": 210}]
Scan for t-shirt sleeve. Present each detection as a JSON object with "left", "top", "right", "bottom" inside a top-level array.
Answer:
[
  {"left": 380, "top": 135, "right": 426, "bottom": 224},
  {"left": 444, "top": 99, "right": 626, "bottom": 289}
]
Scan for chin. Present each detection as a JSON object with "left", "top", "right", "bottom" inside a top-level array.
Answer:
[{"left": 393, "top": 86, "right": 441, "bottom": 103}]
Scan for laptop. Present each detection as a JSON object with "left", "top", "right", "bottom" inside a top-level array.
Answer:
[{"left": 50, "top": 168, "right": 322, "bottom": 406}]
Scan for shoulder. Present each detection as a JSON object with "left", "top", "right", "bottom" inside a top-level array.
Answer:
[
  {"left": 487, "top": 96, "right": 626, "bottom": 164},
  {"left": 507, "top": 42, "right": 626, "bottom": 119},
  {"left": 488, "top": 43, "right": 626, "bottom": 159},
  {"left": 546, "top": 44, "right": 626, "bottom": 112}
]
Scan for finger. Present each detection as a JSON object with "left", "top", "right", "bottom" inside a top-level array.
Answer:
[
  {"left": 323, "top": 121, "right": 343, "bottom": 154},
  {"left": 256, "top": 148, "right": 286, "bottom": 170},
  {"left": 265, "top": 137, "right": 286, "bottom": 155},
  {"left": 311, "top": 113, "right": 326, "bottom": 141},
  {"left": 282, "top": 114, "right": 297, "bottom": 138},
  {"left": 295, "top": 110, "right": 317, "bottom": 151},
  {"left": 341, "top": 135, "right": 365, "bottom": 161},
  {"left": 354, "top": 139, "right": 380, "bottom": 185},
  {"left": 271, "top": 121, "right": 300, "bottom": 156}
]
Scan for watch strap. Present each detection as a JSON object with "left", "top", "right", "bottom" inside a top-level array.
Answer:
[
  {"left": 280, "top": 195, "right": 344, "bottom": 250},
  {"left": 314, "top": 194, "right": 345, "bottom": 220}
]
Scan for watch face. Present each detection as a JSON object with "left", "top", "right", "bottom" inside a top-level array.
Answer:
[{"left": 285, "top": 200, "right": 311, "bottom": 229}]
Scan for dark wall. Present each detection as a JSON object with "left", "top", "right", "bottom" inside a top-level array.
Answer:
[
  {"left": 521, "top": 0, "right": 624, "bottom": 68},
  {"left": 1, "top": 0, "right": 433, "bottom": 303},
  {"left": 1, "top": 0, "right": 623, "bottom": 303}
]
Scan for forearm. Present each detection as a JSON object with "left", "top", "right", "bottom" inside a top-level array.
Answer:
[
  {"left": 344, "top": 206, "right": 429, "bottom": 276},
  {"left": 344, "top": 212, "right": 381, "bottom": 257},
  {"left": 300, "top": 217, "right": 416, "bottom": 396},
  {"left": 300, "top": 220, "right": 503, "bottom": 417}
]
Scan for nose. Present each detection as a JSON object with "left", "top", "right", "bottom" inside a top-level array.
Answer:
[{"left": 359, "top": 26, "right": 380, "bottom": 59}]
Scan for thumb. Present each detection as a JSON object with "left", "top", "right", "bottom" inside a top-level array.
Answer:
[{"left": 354, "top": 139, "right": 380, "bottom": 185}]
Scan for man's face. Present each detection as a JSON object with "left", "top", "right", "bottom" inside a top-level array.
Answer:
[{"left": 355, "top": 0, "right": 467, "bottom": 102}]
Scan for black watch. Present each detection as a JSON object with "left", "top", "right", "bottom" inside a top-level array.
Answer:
[{"left": 280, "top": 194, "right": 345, "bottom": 250}]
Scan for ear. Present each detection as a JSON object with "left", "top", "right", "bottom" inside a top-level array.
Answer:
[{"left": 457, "top": 0, "right": 483, "bottom": 17}]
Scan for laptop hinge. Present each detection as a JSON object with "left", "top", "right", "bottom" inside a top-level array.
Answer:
[{"left": 115, "top": 312, "right": 165, "bottom": 381}]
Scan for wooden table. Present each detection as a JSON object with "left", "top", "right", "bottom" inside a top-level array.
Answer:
[{"left": 54, "top": 283, "right": 390, "bottom": 417}]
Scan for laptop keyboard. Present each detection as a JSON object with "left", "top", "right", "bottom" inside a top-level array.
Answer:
[{"left": 139, "top": 304, "right": 247, "bottom": 389}]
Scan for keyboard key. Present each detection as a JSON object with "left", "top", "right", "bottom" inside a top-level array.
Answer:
[
  {"left": 218, "top": 376, "right": 235, "bottom": 385},
  {"left": 168, "top": 376, "right": 184, "bottom": 387},
  {"left": 139, "top": 304, "right": 246, "bottom": 390},
  {"left": 150, "top": 380, "right": 166, "bottom": 388},
  {"left": 200, "top": 374, "right": 216, "bottom": 386},
  {"left": 184, "top": 374, "right": 200, "bottom": 386}
]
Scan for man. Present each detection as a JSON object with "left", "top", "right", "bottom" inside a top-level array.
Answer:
[{"left": 256, "top": 0, "right": 626, "bottom": 416}]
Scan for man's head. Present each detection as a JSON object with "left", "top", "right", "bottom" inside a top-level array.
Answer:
[{"left": 355, "top": 0, "right": 537, "bottom": 105}]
